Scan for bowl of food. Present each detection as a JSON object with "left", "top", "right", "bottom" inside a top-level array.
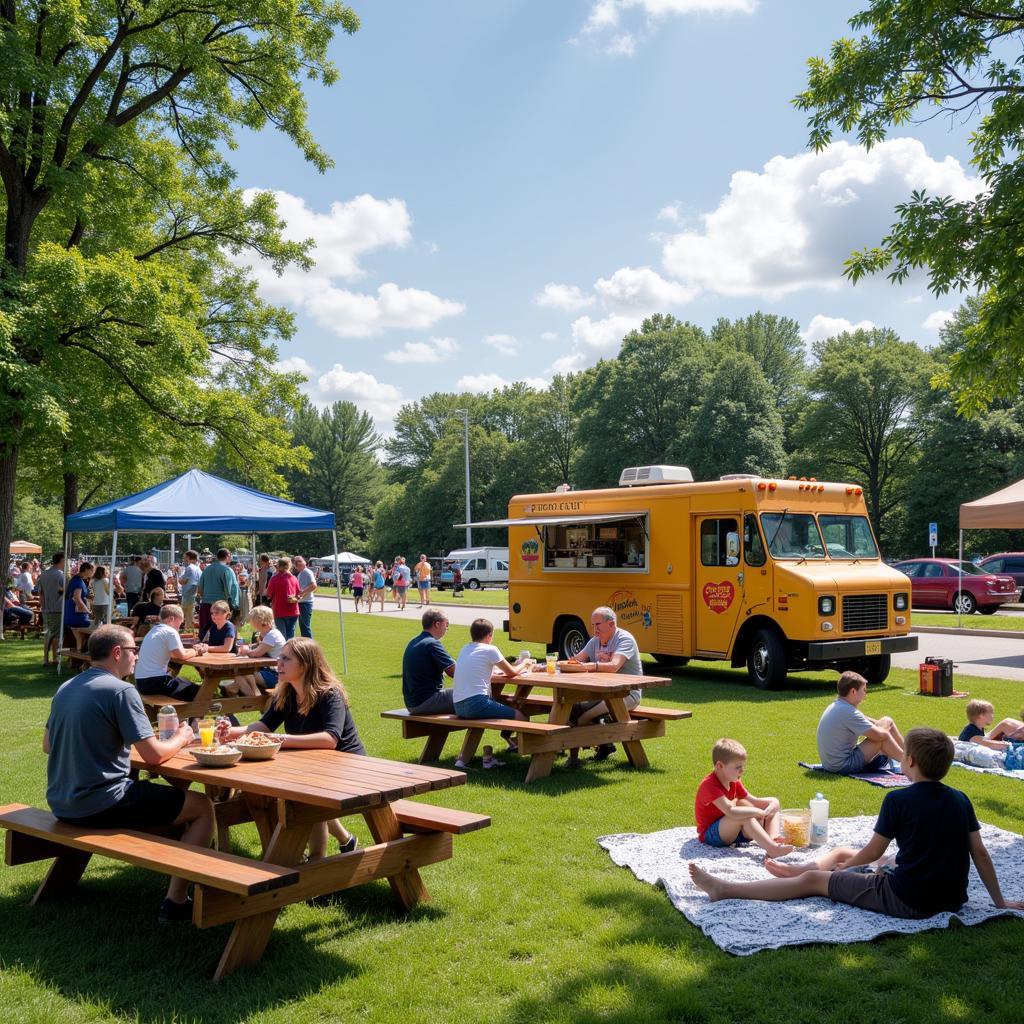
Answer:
[
  {"left": 189, "top": 744, "right": 242, "bottom": 767},
  {"left": 234, "top": 732, "right": 285, "bottom": 760},
  {"left": 780, "top": 808, "right": 811, "bottom": 847}
]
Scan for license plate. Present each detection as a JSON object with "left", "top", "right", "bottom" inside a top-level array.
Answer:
[{"left": 865, "top": 640, "right": 882, "bottom": 656}]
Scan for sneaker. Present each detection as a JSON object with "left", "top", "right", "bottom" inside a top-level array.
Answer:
[
  {"left": 482, "top": 755, "right": 505, "bottom": 769},
  {"left": 157, "top": 896, "right": 193, "bottom": 923},
  {"left": 338, "top": 835, "right": 358, "bottom": 854},
  {"left": 455, "top": 758, "right": 471, "bottom": 770},
  {"left": 593, "top": 743, "right": 616, "bottom": 761}
]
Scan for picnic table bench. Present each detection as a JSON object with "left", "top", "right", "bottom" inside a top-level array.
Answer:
[
  {"left": 1, "top": 750, "right": 487, "bottom": 981},
  {"left": 384, "top": 670, "right": 690, "bottom": 783}
]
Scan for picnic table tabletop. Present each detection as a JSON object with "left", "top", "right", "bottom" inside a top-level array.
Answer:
[
  {"left": 132, "top": 746, "right": 467, "bottom": 978},
  {"left": 507, "top": 669, "right": 672, "bottom": 694}
]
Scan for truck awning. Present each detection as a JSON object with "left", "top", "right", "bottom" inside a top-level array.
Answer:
[{"left": 452, "top": 512, "right": 646, "bottom": 528}]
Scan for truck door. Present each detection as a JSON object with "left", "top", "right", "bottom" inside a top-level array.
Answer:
[{"left": 695, "top": 515, "right": 744, "bottom": 656}]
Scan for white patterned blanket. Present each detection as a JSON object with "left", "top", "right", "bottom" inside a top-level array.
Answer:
[
  {"left": 951, "top": 761, "right": 1024, "bottom": 782},
  {"left": 598, "top": 816, "right": 1024, "bottom": 955}
]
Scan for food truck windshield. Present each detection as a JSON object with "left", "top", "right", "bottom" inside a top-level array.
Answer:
[{"left": 761, "top": 512, "right": 826, "bottom": 560}]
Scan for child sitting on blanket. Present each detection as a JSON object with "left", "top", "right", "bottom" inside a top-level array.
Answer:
[
  {"left": 960, "top": 699, "right": 1024, "bottom": 750},
  {"left": 689, "top": 727, "right": 1024, "bottom": 918},
  {"left": 695, "top": 738, "right": 794, "bottom": 858}
]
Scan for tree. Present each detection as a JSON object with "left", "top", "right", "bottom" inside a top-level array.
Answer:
[
  {"left": 794, "top": 2, "right": 1024, "bottom": 411},
  {"left": 792, "top": 328, "right": 933, "bottom": 551},
  {"left": 0, "top": 1, "right": 358, "bottom": 609},
  {"left": 686, "top": 350, "right": 787, "bottom": 482}
]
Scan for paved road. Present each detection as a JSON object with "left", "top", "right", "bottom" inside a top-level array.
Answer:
[{"left": 312, "top": 594, "right": 498, "bottom": 627}]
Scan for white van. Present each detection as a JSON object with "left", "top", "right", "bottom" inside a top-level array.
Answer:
[{"left": 447, "top": 547, "right": 509, "bottom": 590}]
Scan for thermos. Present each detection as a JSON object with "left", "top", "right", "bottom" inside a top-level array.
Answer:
[{"left": 809, "top": 792, "right": 829, "bottom": 847}]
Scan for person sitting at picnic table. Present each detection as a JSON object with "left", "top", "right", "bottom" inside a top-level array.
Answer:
[
  {"left": 15, "top": 560, "right": 35, "bottom": 605},
  {"left": 196, "top": 548, "right": 240, "bottom": 640},
  {"left": 134, "top": 605, "right": 209, "bottom": 701},
  {"left": 222, "top": 605, "right": 286, "bottom": 697},
  {"left": 3, "top": 582, "right": 34, "bottom": 627},
  {"left": 176, "top": 549, "right": 202, "bottom": 630},
  {"left": 403, "top": 608, "right": 457, "bottom": 715},
  {"left": 216, "top": 637, "right": 364, "bottom": 859},
  {"left": 131, "top": 586, "right": 166, "bottom": 623},
  {"left": 564, "top": 605, "right": 644, "bottom": 764},
  {"left": 43, "top": 623, "right": 214, "bottom": 922},
  {"left": 266, "top": 556, "right": 301, "bottom": 639},
  {"left": 200, "top": 599, "right": 236, "bottom": 653},
  {"left": 64, "top": 561, "right": 93, "bottom": 642},
  {"left": 816, "top": 671, "right": 905, "bottom": 774},
  {"left": 452, "top": 618, "right": 530, "bottom": 769}
]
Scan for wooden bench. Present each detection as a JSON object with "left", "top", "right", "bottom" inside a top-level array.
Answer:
[
  {"left": 137, "top": 689, "right": 273, "bottom": 721},
  {"left": 381, "top": 708, "right": 571, "bottom": 764},
  {"left": 391, "top": 799, "right": 491, "bottom": 835},
  {"left": 505, "top": 691, "right": 692, "bottom": 722},
  {"left": 0, "top": 803, "right": 300, "bottom": 908}
]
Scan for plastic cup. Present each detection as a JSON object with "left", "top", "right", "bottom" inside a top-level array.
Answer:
[
  {"left": 199, "top": 718, "right": 215, "bottom": 747},
  {"left": 545, "top": 655, "right": 557, "bottom": 675}
]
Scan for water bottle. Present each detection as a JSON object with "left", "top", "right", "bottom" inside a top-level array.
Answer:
[
  {"left": 157, "top": 705, "right": 179, "bottom": 741},
  {"left": 809, "top": 792, "right": 829, "bottom": 847}
]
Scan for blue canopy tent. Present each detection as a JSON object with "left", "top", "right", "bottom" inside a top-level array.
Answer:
[{"left": 61, "top": 469, "right": 347, "bottom": 671}]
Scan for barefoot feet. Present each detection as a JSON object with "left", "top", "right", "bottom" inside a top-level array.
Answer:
[{"left": 688, "top": 863, "right": 727, "bottom": 901}]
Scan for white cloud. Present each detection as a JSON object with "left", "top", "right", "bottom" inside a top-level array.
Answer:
[
  {"left": 571, "top": 314, "right": 642, "bottom": 353},
  {"left": 457, "top": 373, "right": 549, "bottom": 394},
  {"left": 579, "top": 0, "right": 758, "bottom": 56},
  {"left": 800, "top": 315, "right": 876, "bottom": 346},
  {"left": 660, "top": 139, "right": 981, "bottom": 300},
  {"left": 657, "top": 203, "right": 681, "bottom": 223},
  {"left": 296, "top": 282, "right": 464, "bottom": 338},
  {"left": 535, "top": 282, "right": 595, "bottom": 312},
  {"left": 922, "top": 309, "right": 955, "bottom": 331},
  {"left": 274, "top": 356, "right": 317, "bottom": 378},
  {"left": 309, "top": 363, "right": 404, "bottom": 429},
  {"left": 540, "top": 331, "right": 559, "bottom": 342},
  {"left": 483, "top": 333, "right": 518, "bottom": 356},
  {"left": 382, "top": 336, "right": 459, "bottom": 364},
  {"left": 594, "top": 266, "right": 696, "bottom": 310}
]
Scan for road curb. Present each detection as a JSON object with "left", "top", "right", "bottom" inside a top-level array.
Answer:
[{"left": 914, "top": 625, "right": 1024, "bottom": 640}]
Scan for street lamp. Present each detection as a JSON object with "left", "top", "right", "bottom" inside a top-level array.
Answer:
[{"left": 453, "top": 408, "right": 471, "bottom": 548}]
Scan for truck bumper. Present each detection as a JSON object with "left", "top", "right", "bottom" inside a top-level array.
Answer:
[{"left": 806, "top": 635, "right": 918, "bottom": 660}]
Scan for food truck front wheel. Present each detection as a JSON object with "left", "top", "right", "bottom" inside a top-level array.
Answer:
[{"left": 747, "top": 627, "right": 788, "bottom": 690}]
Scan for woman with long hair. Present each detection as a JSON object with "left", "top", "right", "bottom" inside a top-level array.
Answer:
[{"left": 217, "top": 637, "right": 365, "bottom": 857}]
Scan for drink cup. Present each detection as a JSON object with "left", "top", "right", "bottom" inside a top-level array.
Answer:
[
  {"left": 545, "top": 654, "right": 557, "bottom": 675},
  {"left": 199, "top": 718, "right": 215, "bottom": 747}
]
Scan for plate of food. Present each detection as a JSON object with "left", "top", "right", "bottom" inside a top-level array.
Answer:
[
  {"left": 556, "top": 660, "right": 591, "bottom": 673},
  {"left": 234, "top": 732, "right": 285, "bottom": 760},
  {"left": 189, "top": 744, "right": 242, "bottom": 767}
]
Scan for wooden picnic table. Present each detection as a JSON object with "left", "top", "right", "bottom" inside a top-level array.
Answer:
[
  {"left": 131, "top": 746, "right": 474, "bottom": 979},
  {"left": 163, "top": 651, "right": 279, "bottom": 721}
]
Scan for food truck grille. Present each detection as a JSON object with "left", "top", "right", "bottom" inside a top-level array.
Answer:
[{"left": 842, "top": 594, "right": 888, "bottom": 633}]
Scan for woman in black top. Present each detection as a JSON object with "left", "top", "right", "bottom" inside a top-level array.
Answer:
[{"left": 217, "top": 637, "right": 364, "bottom": 857}]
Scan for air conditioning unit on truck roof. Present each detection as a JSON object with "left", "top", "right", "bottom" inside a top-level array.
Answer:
[{"left": 618, "top": 465, "right": 694, "bottom": 486}]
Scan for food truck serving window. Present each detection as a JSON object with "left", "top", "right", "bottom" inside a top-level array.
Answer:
[{"left": 542, "top": 516, "right": 648, "bottom": 571}]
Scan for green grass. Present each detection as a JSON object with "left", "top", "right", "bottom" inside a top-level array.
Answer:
[
  {"left": 913, "top": 611, "right": 1024, "bottom": 630},
  {"left": 2, "top": 614, "right": 1023, "bottom": 1024},
  {"left": 317, "top": 586, "right": 510, "bottom": 607}
]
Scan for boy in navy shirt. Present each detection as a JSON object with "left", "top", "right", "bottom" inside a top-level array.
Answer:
[{"left": 689, "top": 727, "right": 1024, "bottom": 918}]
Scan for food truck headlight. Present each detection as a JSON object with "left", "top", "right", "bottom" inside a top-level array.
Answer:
[
  {"left": 894, "top": 593, "right": 908, "bottom": 611},
  {"left": 818, "top": 596, "right": 835, "bottom": 616}
]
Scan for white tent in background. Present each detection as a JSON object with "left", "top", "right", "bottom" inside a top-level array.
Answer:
[{"left": 315, "top": 551, "right": 371, "bottom": 565}]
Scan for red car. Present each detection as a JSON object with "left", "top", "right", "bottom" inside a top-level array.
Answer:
[{"left": 893, "top": 558, "right": 1017, "bottom": 615}]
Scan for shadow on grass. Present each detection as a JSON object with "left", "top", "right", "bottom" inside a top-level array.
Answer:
[{"left": 0, "top": 862, "right": 443, "bottom": 1023}]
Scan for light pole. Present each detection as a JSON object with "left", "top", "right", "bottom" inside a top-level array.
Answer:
[{"left": 453, "top": 408, "right": 472, "bottom": 548}]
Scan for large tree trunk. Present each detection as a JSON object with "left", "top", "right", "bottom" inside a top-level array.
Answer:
[
  {"left": 63, "top": 473, "right": 78, "bottom": 521},
  {"left": 0, "top": 422, "right": 21, "bottom": 641}
]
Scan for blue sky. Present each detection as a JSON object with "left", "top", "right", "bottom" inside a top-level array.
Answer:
[{"left": 230, "top": 1, "right": 978, "bottom": 430}]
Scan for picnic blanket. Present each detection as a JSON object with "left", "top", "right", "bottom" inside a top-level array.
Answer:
[
  {"left": 799, "top": 761, "right": 910, "bottom": 788},
  {"left": 952, "top": 761, "right": 1024, "bottom": 782},
  {"left": 597, "top": 816, "right": 1024, "bottom": 956}
]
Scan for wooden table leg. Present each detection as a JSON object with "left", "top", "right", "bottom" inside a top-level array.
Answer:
[
  {"left": 213, "top": 818, "right": 311, "bottom": 982},
  {"left": 30, "top": 850, "right": 91, "bottom": 904},
  {"left": 419, "top": 729, "right": 448, "bottom": 763},
  {"left": 606, "top": 696, "right": 648, "bottom": 769},
  {"left": 362, "top": 803, "right": 429, "bottom": 911},
  {"left": 525, "top": 695, "right": 573, "bottom": 784},
  {"left": 457, "top": 728, "right": 484, "bottom": 765}
]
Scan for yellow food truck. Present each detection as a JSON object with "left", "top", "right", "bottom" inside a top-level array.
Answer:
[{"left": 471, "top": 466, "right": 917, "bottom": 689}]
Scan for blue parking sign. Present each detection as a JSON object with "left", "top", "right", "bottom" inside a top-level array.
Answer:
[{"left": 928, "top": 522, "right": 938, "bottom": 546}]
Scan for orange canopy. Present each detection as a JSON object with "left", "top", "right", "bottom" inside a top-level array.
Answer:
[
  {"left": 959, "top": 478, "right": 1024, "bottom": 529},
  {"left": 9, "top": 540, "right": 42, "bottom": 554}
]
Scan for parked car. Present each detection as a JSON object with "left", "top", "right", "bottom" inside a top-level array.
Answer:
[
  {"left": 892, "top": 558, "right": 1017, "bottom": 615},
  {"left": 977, "top": 553, "right": 1024, "bottom": 599}
]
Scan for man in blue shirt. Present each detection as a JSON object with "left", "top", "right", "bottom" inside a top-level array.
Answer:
[{"left": 402, "top": 608, "right": 456, "bottom": 714}]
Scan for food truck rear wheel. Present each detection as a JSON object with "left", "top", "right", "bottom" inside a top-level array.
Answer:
[
  {"left": 557, "top": 618, "right": 589, "bottom": 659},
  {"left": 747, "top": 627, "right": 787, "bottom": 690}
]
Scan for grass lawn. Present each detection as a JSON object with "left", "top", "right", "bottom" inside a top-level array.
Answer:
[
  {"left": 913, "top": 611, "right": 1024, "bottom": 631},
  {"left": 1, "top": 613, "right": 1022, "bottom": 1024},
  {"left": 317, "top": 586, "right": 510, "bottom": 608}
]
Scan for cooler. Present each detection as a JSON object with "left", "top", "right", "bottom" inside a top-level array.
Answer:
[
  {"left": 925, "top": 656, "right": 954, "bottom": 696},
  {"left": 919, "top": 658, "right": 953, "bottom": 696}
]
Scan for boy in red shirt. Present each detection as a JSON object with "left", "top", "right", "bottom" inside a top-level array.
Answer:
[{"left": 695, "top": 738, "right": 794, "bottom": 858}]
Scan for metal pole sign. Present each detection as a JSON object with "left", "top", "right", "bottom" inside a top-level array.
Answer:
[{"left": 929, "top": 521, "right": 938, "bottom": 558}]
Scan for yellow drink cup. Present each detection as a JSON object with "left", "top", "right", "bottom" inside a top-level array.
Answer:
[
  {"left": 199, "top": 719, "right": 215, "bottom": 747},
  {"left": 545, "top": 655, "right": 557, "bottom": 675}
]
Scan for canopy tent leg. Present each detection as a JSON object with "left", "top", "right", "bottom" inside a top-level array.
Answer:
[
  {"left": 958, "top": 529, "right": 964, "bottom": 627},
  {"left": 57, "top": 531, "right": 71, "bottom": 678},
  {"left": 108, "top": 531, "right": 118, "bottom": 624},
  {"left": 333, "top": 529, "right": 347, "bottom": 674},
  {"left": 170, "top": 533, "right": 175, "bottom": 571}
]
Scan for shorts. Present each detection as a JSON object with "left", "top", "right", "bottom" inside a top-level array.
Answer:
[
  {"left": 136, "top": 674, "right": 200, "bottom": 701},
  {"left": 837, "top": 746, "right": 892, "bottom": 775},
  {"left": 703, "top": 817, "right": 753, "bottom": 848},
  {"left": 394, "top": 585, "right": 407, "bottom": 596},
  {"left": 57, "top": 779, "right": 186, "bottom": 829},
  {"left": 454, "top": 694, "right": 517, "bottom": 720},
  {"left": 258, "top": 667, "right": 279, "bottom": 689},
  {"left": 827, "top": 867, "right": 931, "bottom": 918},
  {"left": 352, "top": 587, "right": 364, "bottom": 597},
  {"left": 408, "top": 689, "right": 456, "bottom": 716},
  {"left": 417, "top": 580, "right": 430, "bottom": 591},
  {"left": 43, "top": 612, "right": 63, "bottom": 639}
]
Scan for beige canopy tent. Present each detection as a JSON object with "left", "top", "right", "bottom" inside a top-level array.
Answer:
[
  {"left": 957, "top": 478, "right": 1024, "bottom": 623},
  {"left": 9, "top": 540, "right": 42, "bottom": 554}
]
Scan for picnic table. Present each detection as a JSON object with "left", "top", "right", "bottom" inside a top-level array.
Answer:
[
  {"left": 384, "top": 669, "right": 689, "bottom": 784},
  {"left": 154, "top": 651, "right": 279, "bottom": 721},
  {"left": 1, "top": 748, "right": 485, "bottom": 980}
]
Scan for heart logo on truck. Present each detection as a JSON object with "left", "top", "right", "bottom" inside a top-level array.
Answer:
[{"left": 702, "top": 581, "right": 735, "bottom": 614}]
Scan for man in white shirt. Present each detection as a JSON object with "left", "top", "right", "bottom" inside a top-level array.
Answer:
[
  {"left": 134, "top": 605, "right": 208, "bottom": 701},
  {"left": 15, "top": 561, "right": 34, "bottom": 605},
  {"left": 293, "top": 556, "right": 318, "bottom": 639}
]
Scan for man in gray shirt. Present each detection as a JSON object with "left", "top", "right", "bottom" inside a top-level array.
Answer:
[
  {"left": 817, "top": 670, "right": 905, "bottom": 773},
  {"left": 566, "top": 605, "right": 644, "bottom": 762},
  {"left": 293, "top": 555, "right": 318, "bottom": 639},
  {"left": 37, "top": 551, "right": 65, "bottom": 667},
  {"left": 44, "top": 623, "right": 213, "bottom": 922}
]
